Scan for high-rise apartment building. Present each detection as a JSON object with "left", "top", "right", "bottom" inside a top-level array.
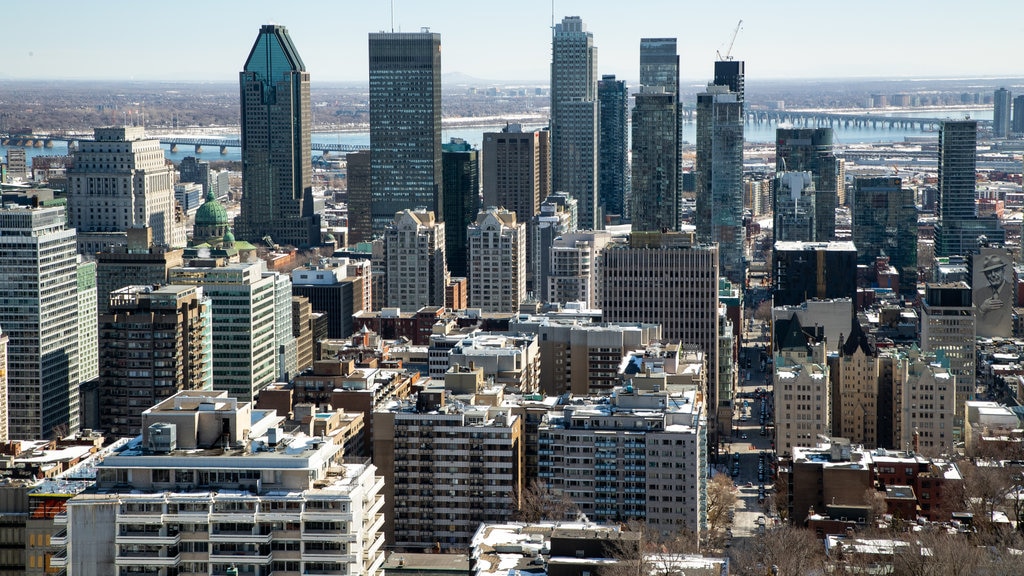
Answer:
[
  {"left": 61, "top": 391, "right": 387, "bottom": 576},
  {"left": 773, "top": 241, "right": 858, "bottom": 307},
  {"left": 773, "top": 171, "right": 816, "bottom": 242},
  {"left": 776, "top": 128, "right": 839, "bottom": 241},
  {"left": 178, "top": 156, "right": 211, "bottom": 195},
  {"left": 77, "top": 258, "right": 99, "bottom": 384},
  {"left": 852, "top": 177, "right": 918, "bottom": 294},
  {"left": 236, "top": 25, "right": 321, "bottom": 248},
  {"left": 631, "top": 38, "right": 681, "bottom": 232},
  {"left": 168, "top": 260, "right": 278, "bottom": 402},
  {"left": 272, "top": 271, "right": 297, "bottom": 381},
  {"left": 1013, "top": 95, "right": 1024, "bottom": 135},
  {"left": 99, "top": 285, "right": 212, "bottom": 435},
  {"left": 383, "top": 209, "right": 448, "bottom": 310},
  {"left": 530, "top": 192, "right": 578, "bottom": 300},
  {"left": 993, "top": 88, "right": 1012, "bottom": 138},
  {"left": 442, "top": 139, "right": 480, "bottom": 279},
  {"left": 95, "top": 226, "right": 184, "bottom": 314},
  {"left": 890, "top": 347, "right": 956, "bottom": 453},
  {"left": 291, "top": 259, "right": 371, "bottom": 339},
  {"left": 468, "top": 208, "right": 526, "bottom": 314},
  {"left": 368, "top": 31, "right": 443, "bottom": 234},
  {"left": 67, "top": 126, "right": 185, "bottom": 254},
  {"left": 772, "top": 313, "right": 829, "bottom": 453},
  {"left": 547, "top": 231, "right": 612, "bottom": 308},
  {"left": 934, "top": 119, "right": 1004, "bottom": 256},
  {"left": 482, "top": 124, "right": 549, "bottom": 224},
  {"left": 695, "top": 84, "right": 745, "bottom": 282},
  {"left": 292, "top": 295, "right": 314, "bottom": 373},
  {"left": 551, "top": 16, "right": 600, "bottom": 230},
  {"left": 598, "top": 75, "right": 628, "bottom": 220},
  {"left": 713, "top": 60, "right": 744, "bottom": 101},
  {"left": 346, "top": 150, "right": 372, "bottom": 244},
  {"left": 920, "top": 283, "right": 975, "bottom": 441},
  {"left": 0, "top": 206, "right": 80, "bottom": 439}
]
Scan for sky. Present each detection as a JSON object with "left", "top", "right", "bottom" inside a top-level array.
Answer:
[{"left": 2, "top": 0, "right": 1022, "bottom": 85}]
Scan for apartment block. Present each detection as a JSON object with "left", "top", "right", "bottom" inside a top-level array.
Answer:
[
  {"left": 95, "top": 227, "right": 185, "bottom": 314},
  {"left": 773, "top": 313, "right": 830, "bottom": 454},
  {"left": 468, "top": 208, "right": 526, "bottom": 314},
  {"left": 547, "top": 231, "right": 611, "bottom": 309},
  {"left": 920, "top": 283, "right": 975, "bottom": 441},
  {"left": 383, "top": 209, "right": 448, "bottom": 310}
]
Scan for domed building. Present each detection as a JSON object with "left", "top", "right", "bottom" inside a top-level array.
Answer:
[{"left": 192, "top": 190, "right": 230, "bottom": 246}]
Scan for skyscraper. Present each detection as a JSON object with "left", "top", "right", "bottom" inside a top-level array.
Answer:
[
  {"left": 383, "top": 209, "right": 448, "bottom": 310},
  {"left": 346, "top": 150, "right": 372, "bottom": 244},
  {"left": 368, "top": 31, "right": 443, "bottom": 234},
  {"left": 852, "top": 177, "right": 918, "bottom": 294},
  {"left": 551, "top": 16, "right": 600, "bottom": 230},
  {"left": 993, "top": 88, "right": 1012, "bottom": 138},
  {"left": 713, "top": 60, "right": 744, "bottom": 101},
  {"left": 598, "top": 75, "right": 628, "bottom": 220},
  {"left": 236, "top": 25, "right": 320, "bottom": 248},
  {"left": 0, "top": 206, "right": 81, "bottom": 439},
  {"left": 773, "top": 171, "right": 816, "bottom": 242},
  {"left": 631, "top": 38, "right": 681, "bottom": 232},
  {"left": 67, "top": 126, "right": 185, "bottom": 254},
  {"left": 468, "top": 208, "right": 526, "bottom": 313},
  {"left": 1013, "top": 95, "right": 1024, "bottom": 136},
  {"left": 934, "top": 119, "right": 1004, "bottom": 256},
  {"left": 442, "top": 139, "right": 480, "bottom": 279},
  {"left": 776, "top": 127, "right": 839, "bottom": 241},
  {"left": 482, "top": 124, "right": 550, "bottom": 224},
  {"left": 695, "top": 82, "right": 745, "bottom": 283}
]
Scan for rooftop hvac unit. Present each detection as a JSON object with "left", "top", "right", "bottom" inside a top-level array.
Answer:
[{"left": 148, "top": 422, "right": 177, "bottom": 454}]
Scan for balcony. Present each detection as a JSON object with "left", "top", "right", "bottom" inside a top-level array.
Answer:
[
  {"left": 594, "top": 451, "right": 616, "bottom": 460},
  {"left": 53, "top": 512, "right": 67, "bottom": 525},
  {"left": 51, "top": 528, "right": 68, "bottom": 547},
  {"left": 537, "top": 449, "right": 554, "bottom": 456},
  {"left": 49, "top": 549, "right": 68, "bottom": 568},
  {"left": 538, "top": 471, "right": 554, "bottom": 478},
  {"left": 594, "top": 440, "right": 616, "bottom": 448},
  {"left": 595, "top": 486, "right": 617, "bottom": 493},
  {"left": 116, "top": 551, "right": 181, "bottom": 567},
  {"left": 209, "top": 549, "right": 272, "bottom": 564},
  {"left": 594, "top": 463, "right": 616, "bottom": 470},
  {"left": 208, "top": 530, "right": 272, "bottom": 544},
  {"left": 116, "top": 531, "right": 180, "bottom": 546}
]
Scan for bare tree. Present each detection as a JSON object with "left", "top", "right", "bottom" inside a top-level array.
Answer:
[
  {"left": 753, "top": 300, "right": 773, "bottom": 323},
  {"left": 511, "top": 480, "right": 580, "bottom": 523},
  {"left": 728, "top": 525, "right": 826, "bottom": 576},
  {"left": 891, "top": 530, "right": 984, "bottom": 576},
  {"left": 602, "top": 521, "right": 700, "bottom": 576},
  {"left": 705, "top": 474, "right": 738, "bottom": 548}
]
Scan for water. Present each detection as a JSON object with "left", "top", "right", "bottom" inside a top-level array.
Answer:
[{"left": 1, "top": 108, "right": 995, "bottom": 169}]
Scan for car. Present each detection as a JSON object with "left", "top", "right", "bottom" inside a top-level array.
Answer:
[
  {"left": 746, "top": 481, "right": 754, "bottom": 487},
  {"left": 741, "top": 433, "right": 748, "bottom": 440}
]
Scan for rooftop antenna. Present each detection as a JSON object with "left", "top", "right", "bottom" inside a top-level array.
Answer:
[{"left": 390, "top": 0, "right": 395, "bottom": 32}]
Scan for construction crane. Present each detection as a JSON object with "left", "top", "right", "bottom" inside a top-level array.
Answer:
[{"left": 716, "top": 19, "right": 743, "bottom": 61}]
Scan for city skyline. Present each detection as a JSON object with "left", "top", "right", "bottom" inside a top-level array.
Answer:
[{"left": 3, "top": 1, "right": 1022, "bottom": 84}]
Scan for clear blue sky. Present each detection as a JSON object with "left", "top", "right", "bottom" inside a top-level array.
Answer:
[{"left": 3, "top": 0, "right": 1022, "bottom": 84}]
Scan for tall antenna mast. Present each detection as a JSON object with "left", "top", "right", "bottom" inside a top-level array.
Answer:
[
  {"left": 391, "top": 0, "right": 395, "bottom": 32},
  {"left": 550, "top": 0, "right": 555, "bottom": 35}
]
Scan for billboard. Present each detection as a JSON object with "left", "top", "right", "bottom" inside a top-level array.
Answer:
[{"left": 973, "top": 248, "right": 1015, "bottom": 338}]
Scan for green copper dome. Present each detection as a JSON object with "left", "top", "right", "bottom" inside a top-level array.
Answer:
[
  {"left": 223, "top": 229, "right": 236, "bottom": 244},
  {"left": 194, "top": 191, "right": 228, "bottom": 227}
]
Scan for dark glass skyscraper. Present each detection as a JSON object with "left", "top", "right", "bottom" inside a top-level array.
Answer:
[
  {"left": 632, "top": 38, "right": 681, "bottom": 232},
  {"left": 993, "top": 88, "right": 1012, "bottom": 138},
  {"left": 852, "top": 177, "right": 918, "bottom": 294},
  {"left": 640, "top": 38, "right": 679, "bottom": 96},
  {"left": 236, "top": 25, "right": 320, "bottom": 248},
  {"left": 368, "top": 31, "right": 443, "bottom": 234},
  {"left": 597, "top": 75, "right": 628, "bottom": 220},
  {"left": 713, "top": 60, "right": 744, "bottom": 102},
  {"left": 442, "top": 139, "right": 480, "bottom": 279},
  {"left": 776, "top": 127, "right": 838, "bottom": 241},
  {"left": 934, "top": 119, "right": 1004, "bottom": 256}
]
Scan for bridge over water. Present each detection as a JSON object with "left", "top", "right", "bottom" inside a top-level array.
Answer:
[
  {"left": 2, "top": 133, "right": 369, "bottom": 155},
  {"left": 748, "top": 110, "right": 992, "bottom": 131}
]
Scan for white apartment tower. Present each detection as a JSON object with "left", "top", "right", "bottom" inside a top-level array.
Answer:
[
  {"left": 0, "top": 206, "right": 81, "bottom": 439},
  {"left": 169, "top": 261, "right": 278, "bottom": 402},
  {"left": 68, "top": 126, "right": 186, "bottom": 254},
  {"left": 547, "top": 231, "right": 612, "bottom": 308},
  {"left": 920, "top": 283, "right": 975, "bottom": 441},
  {"left": 468, "top": 208, "right": 526, "bottom": 313},
  {"left": 384, "top": 209, "right": 449, "bottom": 310}
]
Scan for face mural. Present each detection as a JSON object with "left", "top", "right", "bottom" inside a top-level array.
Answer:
[{"left": 973, "top": 248, "right": 1015, "bottom": 338}]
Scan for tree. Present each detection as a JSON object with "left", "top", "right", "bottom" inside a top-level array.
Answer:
[
  {"left": 511, "top": 480, "right": 580, "bottom": 523},
  {"left": 705, "top": 474, "right": 738, "bottom": 548},
  {"left": 602, "top": 520, "right": 699, "bottom": 576},
  {"left": 754, "top": 300, "right": 773, "bottom": 323},
  {"left": 891, "top": 530, "right": 984, "bottom": 576},
  {"left": 728, "top": 525, "right": 826, "bottom": 576}
]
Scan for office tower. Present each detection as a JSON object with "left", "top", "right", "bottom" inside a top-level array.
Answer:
[
  {"left": 852, "top": 177, "right": 918, "bottom": 294},
  {"left": 442, "top": 139, "right": 480, "bottom": 279},
  {"left": 631, "top": 38, "right": 681, "bottom": 232},
  {"left": 76, "top": 258, "right": 98, "bottom": 384},
  {"left": 346, "top": 149, "right": 372, "bottom": 244},
  {"left": 292, "top": 295, "right": 314, "bottom": 372},
  {"left": 934, "top": 119, "right": 1004, "bottom": 256},
  {"left": 547, "top": 231, "right": 612, "bottom": 308},
  {"left": 67, "top": 126, "right": 185, "bottom": 254},
  {"left": 0, "top": 206, "right": 80, "bottom": 439},
  {"left": 772, "top": 312, "right": 829, "bottom": 453},
  {"left": 235, "top": 25, "right": 321, "bottom": 248},
  {"left": 271, "top": 270, "right": 297, "bottom": 381},
  {"left": 1014, "top": 95, "right": 1024, "bottom": 135},
  {"left": 178, "top": 156, "right": 211, "bottom": 194},
  {"left": 696, "top": 85, "right": 744, "bottom": 282},
  {"left": 291, "top": 258, "right": 371, "bottom": 338},
  {"left": 482, "top": 124, "right": 550, "bottom": 224},
  {"left": 776, "top": 128, "right": 839, "bottom": 241},
  {"left": 598, "top": 75, "right": 628, "bottom": 220},
  {"left": 773, "top": 171, "right": 816, "bottom": 242},
  {"left": 713, "top": 60, "right": 744, "bottom": 101},
  {"left": 600, "top": 231, "right": 723, "bottom": 434},
  {"left": 168, "top": 260, "right": 278, "bottom": 402},
  {"left": 174, "top": 182, "right": 203, "bottom": 217},
  {"left": 99, "top": 285, "right": 212, "bottom": 435},
  {"left": 61, "top": 391, "right": 386, "bottom": 576},
  {"left": 773, "top": 241, "right": 858, "bottom": 307},
  {"left": 383, "top": 209, "right": 448, "bottom": 309},
  {"left": 539, "top": 387, "right": 706, "bottom": 534},
  {"left": 374, "top": 387, "right": 523, "bottom": 549},
  {"left": 531, "top": 192, "right": 578, "bottom": 300},
  {"left": 468, "top": 208, "right": 526, "bottom": 313},
  {"left": 993, "top": 88, "right": 1012, "bottom": 137},
  {"left": 95, "top": 227, "right": 184, "bottom": 314},
  {"left": 920, "top": 282, "right": 975, "bottom": 441},
  {"left": 551, "top": 16, "right": 601, "bottom": 230},
  {"left": 0, "top": 329, "right": 7, "bottom": 442},
  {"left": 368, "top": 31, "right": 443, "bottom": 234},
  {"left": 5, "top": 148, "right": 27, "bottom": 182}
]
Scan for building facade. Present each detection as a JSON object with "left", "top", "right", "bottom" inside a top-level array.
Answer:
[
  {"left": 919, "top": 283, "right": 975, "bottom": 441},
  {"left": 547, "top": 231, "right": 612, "bottom": 308},
  {"left": 95, "top": 227, "right": 185, "bottom": 314},
  {"left": 934, "top": 119, "right": 1004, "bottom": 256},
  {"left": 441, "top": 139, "right": 480, "bottom": 279},
  {"left": 468, "top": 208, "right": 526, "bottom": 314},
  {"left": 695, "top": 85, "right": 744, "bottom": 282},
  {"left": 993, "top": 88, "right": 1012, "bottom": 138},
  {"left": 235, "top": 25, "right": 321, "bottom": 248},
  {"left": 530, "top": 192, "right": 577, "bottom": 300},
  {"left": 482, "top": 124, "right": 549, "bottom": 225},
  {"left": 598, "top": 75, "right": 628, "bottom": 221},
  {"left": 384, "top": 209, "right": 449, "bottom": 310},
  {"left": 773, "top": 241, "right": 858, "bottom": 307},
  {"left": 776, "top": 128, "right": 839, "bottom": 241},
  {"left": 852, "top": 177, "right": 918, "bottom": 294}
]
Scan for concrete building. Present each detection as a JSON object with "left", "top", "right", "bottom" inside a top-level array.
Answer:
[
  {"left": 444, "top": 332, "right": 540, "bottom": 394},
  {"left": 890, "top": 348, "right": 957, "bottom": 453},
  {"left": 964, "top": 400, "right": 1021, "bottom": 456},
  {"left": 482, "top": 124, "right": 549, "bottom": 227},
  {"left": 547, "top": 231, "right": 612, "bottom": 309},
  {"left": 934, "top": 119, "right": 1004, "bottom": 256},
  {"left": 530, "top": 192, "right": 578, "bottom": 300},
  {"left": 920, "top": 283, "right": 975, "bottom": 441},
  {"left": 598, "top": 75, "right": 629, "bottom": 221},
  {"left": 60, "top": 391, "right": 387, "bottom": 576},
  {"left": 177, "top": 156, "right": 210, "bottom": 195},
  {"left": 99, "top": 285, "right": 212, "bottom": 435},
  {"left": 291, "top": 262, "right": 365, "bottom": 340},
  {"left": 271, "top": 271, "right": 298, "bottom": 382},
  {"left": 95, "top": 227, "right": 184, "bottom": 314},
  {"left": 551, "top": 16, "right": 600, "bottom": 230},
  {"left": 235, "top": 25, "right": 321, "bottom": 247},
  {"left": 695, "top": 84, "right": 744, "bottom": 282},
  {"left": 776, "top": 128, "right": 839, "bottom": 242},
  {"left": 773, "top": 313, "right": 830, "bottom": 454},
  {"left": 76, "top": 258, "right": 98, "bottom": 386},
  {"left": 772, "top": 299, "right": 853, "bottom": 356},
  {"left": 773, "top": 241, "right": 858, "bottom": 308},
  {"left": 468, "top": 208, "right": 526, "bottom": 314},
  {"left": 67, "top": 126, "right": 185, "bottom": 254},
  {"left": 539, "top": 387, "right": 707, "bottom": 538},
  {"left": 384, "top": 209, "right": 449, "bottom": 310},
  {"left": 835, "top": 320, "right": 883, "bottom": 448},
  {"left": 993, "top": 88, "right": 1012, "bottom": 138},
  {"left": 0, "top": 205, "right": 81, "bottom": 439},
  {"left": 442, "top": 139, "right": 480, "bottom": 279},
  {"left": 168, "top": 261, "right": 278, "bottom": 402},
  {"left": 373, "top": 387, "right": 523, "bottom": 550},
  {"left": 368, "top": 31, "right": 443, "bottom": 235},
  {"left": 852, "top": 177, "right": 918, "bottom": 295},
  {"left": 292, "top": 296, "right": 314, "bottom": 373}
]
